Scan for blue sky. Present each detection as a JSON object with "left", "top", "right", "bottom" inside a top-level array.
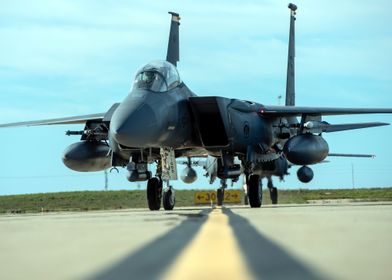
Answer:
[{"left": 0, "top": 0, "right": 391, "bottom": 195}]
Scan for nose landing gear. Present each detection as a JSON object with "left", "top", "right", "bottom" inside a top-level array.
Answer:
[
  {"left": 147, "top": 177, "right": 163, "bottom": 211},
  {"left": 146, "top": 177, "right": 176, "bottom": 211},
  {"left": 163, "top": 185, "right": 175, "bottom": 210}
]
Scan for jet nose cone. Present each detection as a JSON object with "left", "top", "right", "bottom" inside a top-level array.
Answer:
[{"left": 110, "top": 102, "right": 159, "bottom": 147}]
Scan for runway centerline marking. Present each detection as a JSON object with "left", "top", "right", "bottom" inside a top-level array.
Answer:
[{"left": 162, "top": 207, "right": 254, "bottom": 280}]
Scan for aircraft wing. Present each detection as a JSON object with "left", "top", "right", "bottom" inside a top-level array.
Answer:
[
  {"left": 0, "top": 113, "right": 105, "bottom": 128},
  {"left": 259, "top": 106, "right": 392, "bottom": 116},
  {"left": 328, "top": 153, "right": 375, "bottom": 158},
  {"left": 307, "top": 122, "right": 390, "bottom": 133}
]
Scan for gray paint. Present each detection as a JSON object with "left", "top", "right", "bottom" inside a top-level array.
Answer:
[
  {"left": 284, "top": 134, "right": 329, "bottom": 165},
  {"left": 285, "top": 3, "right": 296, "bottom": 106}
]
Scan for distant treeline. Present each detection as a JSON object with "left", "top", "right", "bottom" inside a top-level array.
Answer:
[{"left": 0, "top": 188, "right": 391, "bottom": 214}]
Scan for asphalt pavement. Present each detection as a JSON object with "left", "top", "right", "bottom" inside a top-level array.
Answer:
[{"left": 0, "top": 202, "right": 391, "bottom": 280}]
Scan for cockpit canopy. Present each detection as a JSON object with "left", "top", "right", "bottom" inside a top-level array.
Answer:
[{"left": 133, "top": 60, "right": 181, "bottom": 92}]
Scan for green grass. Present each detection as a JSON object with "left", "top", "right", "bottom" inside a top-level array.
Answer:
[
  {"left": 0, "top": 188, "right": 391, "bottom": 214},
  {"left": 260, "top": 188, "right": 392, "bottom": 205},
  {"left": 0, "top": 190, "right": 146, "bottom": 213}
]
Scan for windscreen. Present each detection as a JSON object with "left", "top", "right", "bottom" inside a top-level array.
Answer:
[
  {"left": 134, "top": 71, "right": 168, "bottom": 92},
  {"left": 133, "top": 61, "right": 181, "bottom": 92}
]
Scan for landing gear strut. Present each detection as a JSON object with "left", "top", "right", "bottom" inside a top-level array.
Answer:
[
  {"left": 147, "top": 177, "right": 162, "bottom": 211},
  {"left": 247, "top": 174, "right": 262, "bottom": 208},
  {"left": 216, "top": 179, "right": 227, "bottom": 206}
]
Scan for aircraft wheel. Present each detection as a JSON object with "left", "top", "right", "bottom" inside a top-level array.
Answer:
[
  {"left": 217, "top": 188, "right": 224, "bottom": 206},
  {"left": 147, "top": 177, "right": 162, "bottom": 211},
  {"left": 163, "top": 186, "right": 175, "bottom": 210},
  {"left": 269, "top": 187, "right": 278, "bottom": 205},
  {"left": 248, "top": 175, "right": 262, "bottom": 208}
]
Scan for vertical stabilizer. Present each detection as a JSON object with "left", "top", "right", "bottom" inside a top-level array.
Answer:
[
  {"left": 166, "top": 12, "right": 180, "bottom": 66},
  {"left": 285, "top": 4, "right": 297, "bottom": 106}
]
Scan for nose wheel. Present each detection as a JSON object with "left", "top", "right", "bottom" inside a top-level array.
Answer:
[
  {"left": 147, "top": 177, "right": 163, "bottom": 210},
  {"left": 163, "top": 185, "right": 175, "bottom": 210},
  {"left": 147, "top": 177, "right": 176, "bottom": 211}
]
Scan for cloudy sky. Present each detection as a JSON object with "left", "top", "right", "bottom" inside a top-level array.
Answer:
[{"left": 0, "top": 0, "right": 391, "bottom": 195}]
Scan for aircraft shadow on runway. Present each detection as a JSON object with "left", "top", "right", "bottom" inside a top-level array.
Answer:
[
  {"left": 223, "top": 208, "right": 327, "bottom": 280},
  {"left": 89, "top": 208, "right": 327, "bottom": 280}
]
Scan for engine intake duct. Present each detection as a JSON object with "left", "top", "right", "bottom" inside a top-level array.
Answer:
[{"left": 189, "top": 97, "right": 229, "bottom": 148}]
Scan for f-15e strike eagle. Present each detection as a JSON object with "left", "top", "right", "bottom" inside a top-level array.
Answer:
[{"left": 1, "top": 4, "right": 391, "bottom": 210}]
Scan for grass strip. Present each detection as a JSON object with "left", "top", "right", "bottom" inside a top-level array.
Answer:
[{"left": 0, "top": 188, "right": 391, "bottom": 214}]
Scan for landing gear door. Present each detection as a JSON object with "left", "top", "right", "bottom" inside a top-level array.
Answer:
[{"left": 160, "top": 148, "right": 178, "bottom": 181}]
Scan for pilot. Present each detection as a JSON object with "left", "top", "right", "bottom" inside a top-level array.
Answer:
[{"left": 144, "top": 71, "right": 156, "bottom": 85}]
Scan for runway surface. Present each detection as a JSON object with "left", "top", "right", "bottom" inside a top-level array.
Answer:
[{"left": 0, "top": 202, "right": 391, "bottom": 280}]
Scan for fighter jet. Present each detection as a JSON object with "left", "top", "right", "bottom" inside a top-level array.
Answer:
[{"left": 1, "top": 4, "right": 391, "bottom": 210}]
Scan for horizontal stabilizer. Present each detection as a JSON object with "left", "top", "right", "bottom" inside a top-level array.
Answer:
[
  {"left": 321, "top": 122, "right": 389, "bottom": 133},
  {"left": 260, "top": 105, "right": 392, "bottom": 116},
  {"left": 328, "top": 153, "right": 375, "bottom": 158},
  {"left": 0, "top": 113, "right": 105, "bottom": 128}
]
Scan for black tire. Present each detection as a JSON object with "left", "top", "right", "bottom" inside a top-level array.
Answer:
[
  {"left": 248, "top": 175, "right": 262, "bottom": 208},
  {"left": 269, "top": 187, "right": 278, "bottom": 205},
  {"left": 147, "top": 177, "right": 162, "bottom": 211},
  {"left": 163, "top": 187, "right": 175, "bottom": 210},
  {"left": 217, "top": 188, "right": 224, "bottom": 206}
]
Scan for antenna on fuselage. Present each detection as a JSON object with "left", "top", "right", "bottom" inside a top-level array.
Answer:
[
  {"left": 285, "top": 3, "right": 297, "bottom": 106},
  {"left": 166, "top": 12, "right": 180, "bottom": 66}
]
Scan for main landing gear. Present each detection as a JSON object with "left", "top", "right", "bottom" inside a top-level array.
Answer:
[
  {"left": 216, "top": 179, "right": 227, "bottom": 206},
  {"left": 247, "top": 174, "right": 262, "bottom": 208},
  {"left": 267, "top": 177, "right": 278, "bottom": 205},
  {"left": 246, "top": 175, "right": 279, "bottom": 207}
]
